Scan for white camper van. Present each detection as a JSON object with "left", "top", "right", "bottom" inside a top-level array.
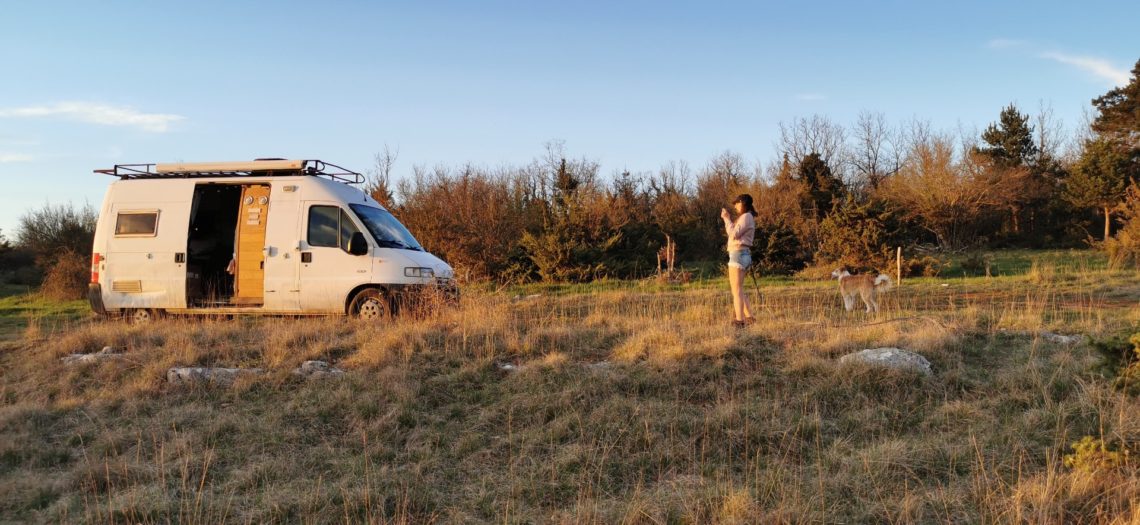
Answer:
[{"left": 89, "top": 159, "right": 457, "bottom": 322}]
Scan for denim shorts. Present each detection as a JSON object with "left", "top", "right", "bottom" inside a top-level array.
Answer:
[{"left": 728, "top": 249, "right": 752, "bottom": 270}]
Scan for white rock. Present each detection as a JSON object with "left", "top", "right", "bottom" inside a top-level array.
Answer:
[
  {"left": 62, "top": 353, "right": 117, "bottom": 365},
  {"left": 498, "top": 362, "right": 523, "bottom": 372},
  {"left": 1039, "top": 331, "right": 1081, "bottom": 345},
  {"left": 838, "top": 347, "right": 932, "bottom": 375},
  {"left": 292, "top": 360, "right": 345, "bottom": 379},
  {"left": 167, "top": 367, "right": 264, "bottom": 386},
  {"left": 61, "top": 346, "right": 125, "bottom": 365}
]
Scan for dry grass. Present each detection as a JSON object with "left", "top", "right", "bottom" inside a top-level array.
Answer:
[{"left": 2, "top": 263, "right": 1140, "bottom": 523}]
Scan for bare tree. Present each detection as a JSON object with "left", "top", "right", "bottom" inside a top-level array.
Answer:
[
  {"left": 900, "top": 117, "right": 933, "bottom": 155},
  {"left": 850, "top": 111, "right": 900, "bottom": 190},
  {"left": 366, "top": 144, "right": 399, "bottom": 208},
  {"left": 649, "top": 160, "right": 693, "bottom": 196},
  {"left": 1034, "top": 100, "right": 1067, "bottom": 165},
  {"left": 776, "top": 115, "right": 848, "bottom": 176}
]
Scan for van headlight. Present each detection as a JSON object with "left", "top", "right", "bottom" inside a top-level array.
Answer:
[{"left": 404, "top": 267, "right": 434, "bottom": 278}]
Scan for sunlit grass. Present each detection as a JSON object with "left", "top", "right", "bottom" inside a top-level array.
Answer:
[{"left": 1, "top": 250, "right": 1138, "bottom": 522}]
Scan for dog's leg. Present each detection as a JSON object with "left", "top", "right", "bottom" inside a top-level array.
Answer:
[
  {"left": 861, "top": 290, "right": 874, "bottom": 313},
  {"left": 843, "top": 293, "right": 855, "bottom": 311}
]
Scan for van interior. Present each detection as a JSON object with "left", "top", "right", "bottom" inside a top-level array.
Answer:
[{"left": 186, "top": 184, "right": 241, "bottom": 306}]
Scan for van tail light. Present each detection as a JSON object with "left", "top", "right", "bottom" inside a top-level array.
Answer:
[{"left": 90, "top": 253, "right": 102, "bottom": 284}]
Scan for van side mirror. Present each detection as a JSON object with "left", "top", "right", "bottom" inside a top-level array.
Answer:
[{"left": 348, "top": 232, "right": 369, "bottom": 256}]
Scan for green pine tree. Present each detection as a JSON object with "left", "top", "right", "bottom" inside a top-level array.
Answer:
[
  {"left": 797, "top": 153, "right": 844, "bottom": 220},
  {"left": 1066, "top": 137, "right": 1133, "bottom": 240},
  {"left": 975, "top": 104, "right": 1043, "bottom": 237},
  {"left": 977, "top": 104, "right": 1038, "bottom": 169},
  {"left": 1067, "top": 59, "right": 1140, "bottom": 241},
  {"left": 521, "top": 158, "right": 621, "bottom": 282}
]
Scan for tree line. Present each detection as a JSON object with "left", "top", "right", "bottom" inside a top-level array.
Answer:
[
  {"left": 372, "top": 58, "right": 1139, "bottom": 281},
  {"left": 3, "top": 59, "right": 1138, "bottom": 293}
]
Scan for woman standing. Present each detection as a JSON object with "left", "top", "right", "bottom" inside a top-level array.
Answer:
[{"left": 720, "top": 194, "right": 757, "bottom": 328}]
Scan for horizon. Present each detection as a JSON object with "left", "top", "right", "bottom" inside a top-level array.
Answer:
[{"left": 1, "top": 0, "right": 1138, "bottom": 234}]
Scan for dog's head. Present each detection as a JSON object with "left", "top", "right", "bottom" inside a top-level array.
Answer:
[{"left": 831, "top": 268, "right": 850, "bottom": 279}]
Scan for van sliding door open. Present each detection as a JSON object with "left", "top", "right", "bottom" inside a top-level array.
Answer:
[{"left": 233, "top": 185, "right": 271, "bottom": 305}]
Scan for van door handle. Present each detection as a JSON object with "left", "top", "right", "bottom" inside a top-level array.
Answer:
[
  {"left": 301, "top": 252, "right": 312, "bottom": 263},
  {"left": 175, "top": 253, "right": 186, "bottom": 263}
]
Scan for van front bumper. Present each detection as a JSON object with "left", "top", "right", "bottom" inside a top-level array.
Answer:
[{"left": 390, "top": 279, "right": 460, "bottom": 311}]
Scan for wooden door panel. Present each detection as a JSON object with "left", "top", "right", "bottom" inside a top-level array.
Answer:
[{"left": 234, "top": 185, "right": 270, "bottom": 305}]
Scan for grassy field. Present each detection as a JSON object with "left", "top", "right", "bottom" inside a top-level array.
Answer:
[{"left": 2, "top": 250, "right": 1139, "bottom": 523}]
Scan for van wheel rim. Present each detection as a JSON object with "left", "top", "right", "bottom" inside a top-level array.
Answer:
[
  {"left": 358, "top": 299, "right": 385, "bottom": 319},
  {"left": 132, "top": 309, "right": 152, "bottom": 323}
]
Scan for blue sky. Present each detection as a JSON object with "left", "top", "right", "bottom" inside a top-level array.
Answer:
[{"left": 1, "top": 0, "right": 1137, "bottom": 234}]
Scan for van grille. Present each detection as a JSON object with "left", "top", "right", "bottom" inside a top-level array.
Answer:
[{"left": 111, "top": 280, "right": 143, "bottom": 293}]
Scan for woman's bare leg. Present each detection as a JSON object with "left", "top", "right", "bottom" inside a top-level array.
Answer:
[
  {"left": 729, "top": 266, "right": 744, "bottom": 321},
  {"left": 739, "top": 267, "right": 754, "bottom": 319}
]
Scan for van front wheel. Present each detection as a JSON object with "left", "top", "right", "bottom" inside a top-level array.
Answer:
[{"left": 350, "top": 289, "right": 390, "bottom": 320}]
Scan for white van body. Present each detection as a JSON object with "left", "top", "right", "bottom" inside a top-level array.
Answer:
[{"left": 89, "top": 160, "right": 456, "bottom": 319}]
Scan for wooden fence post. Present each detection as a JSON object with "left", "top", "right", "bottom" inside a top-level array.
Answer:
[{"left": 896, "top": 246, "right": 902, "bottom": 285}]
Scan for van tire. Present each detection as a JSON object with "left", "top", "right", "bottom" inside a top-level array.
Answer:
[
  {"left": 349, "top": 289, "right": 390, "bottom": 320},
  {"left": 127, "top": 308, "right": 161, "bottom": 324}
]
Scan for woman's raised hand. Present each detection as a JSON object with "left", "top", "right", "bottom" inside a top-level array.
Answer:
[{"left": 720, "top": 208, "right": 731, "bottom": 221}]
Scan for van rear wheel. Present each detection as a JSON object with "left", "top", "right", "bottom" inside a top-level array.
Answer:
[
  {"left": 350, "top": 289, "right": 390, "bottom": 320},
  {"left": 127, "top": 308, "right": 161, "bottom": 324}
]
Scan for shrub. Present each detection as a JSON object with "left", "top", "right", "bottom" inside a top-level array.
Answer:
[
  {"left": 816, "top": 197, "right": 913, "bottom": 271},
  {"left": 521, "top": 159, "right": 624, "bottom": 282},
  {"left": 1063, "top": 436, "right": 1132, "bottom": 473},
  {"left": 1088, "top": 333, "right": 1140, "bottom": 395},
  {"left": 902, "top": 255, "right": 944, "bottom": 278},
  {"left": 959, "top": 252, "right": 991, "bottom": 276},
  {"left": 750, "top": 220, "right": 809, "bottom": 276},
  {"left": 0, "top": 229, "right": 38, "bottom": 285},
  {"left": 15, "top": 202, "right": 97, "bottom": 260},
  {"left": 13, "top": 203, "right": 97, "bottom": 291},
  {"left": 394, "top": 166, "right": 537, "bottom": 282},
  {"left": 1090, "top": 333, "right": 1138, "bottom": 375},
  {"left": 39, "top": 249, "right": 89, "bottom": 301},
  {"left": 1105, "top": 183, "right": 1140, "bottom": 270}
]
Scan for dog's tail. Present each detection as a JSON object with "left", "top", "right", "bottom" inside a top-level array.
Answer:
[{"left": 874, "top": 274, "right": 893, "bottom": 291}]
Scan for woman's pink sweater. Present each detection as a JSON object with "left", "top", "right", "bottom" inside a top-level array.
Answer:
[{"left": 723, "top": 213, "right": 755, "bottom": 252}]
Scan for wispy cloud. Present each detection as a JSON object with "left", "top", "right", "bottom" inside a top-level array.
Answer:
[
  {"left": 1040, "top": 52, "right": 1129, "bottom": 87},
  {"left": 0, "top": 153, "right": 34, "bottom": 163},
  {"left": 1044, "top": 51, "right": 1130, "bottom": 85},
  {"left": 794, "top": 93, "right": 826, "bottom": 102},
  {"left": 0, "top": 102, "right": 185, "bottom": 132},
  {"left": 0, "top": 136, "right": 39, "bottom": 147},
  {"left": 987, "top": 38, "right": 1026, "bottom": 49}
]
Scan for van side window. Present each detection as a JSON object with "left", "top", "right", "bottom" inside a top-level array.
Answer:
[
  {"left": 114, "top": 211, "right": 159, "bottom": 236},
  {"left": 308, "top": 206, "right": 362, "bottom": 250},
  {"left": 308, "top": 206, "right": 340, "bottom": 247}
]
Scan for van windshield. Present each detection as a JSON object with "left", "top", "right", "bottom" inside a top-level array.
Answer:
[{"left": 349, "top": 204, "right": 424, "bottom": 251}]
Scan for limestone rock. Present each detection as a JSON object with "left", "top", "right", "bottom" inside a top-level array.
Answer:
[
  {"left": 838, "top": 347, "right": 932, "bottom": 376},
  {"left": 292, "top": 360, "right": 345, "bottom": 379},
  {"left": 62, "top": 346, "right": 125, "bottom": 365},
  {"left": 167, "top": 367, "right": 263, "bottom": 386},
  {"left": 1039, "top": 331, "right": 1081, "bottom": 345}
]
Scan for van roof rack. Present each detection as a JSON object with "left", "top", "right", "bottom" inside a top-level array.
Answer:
[{"left": 94, "top": 159, "right": 364, "bottom": 184}]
